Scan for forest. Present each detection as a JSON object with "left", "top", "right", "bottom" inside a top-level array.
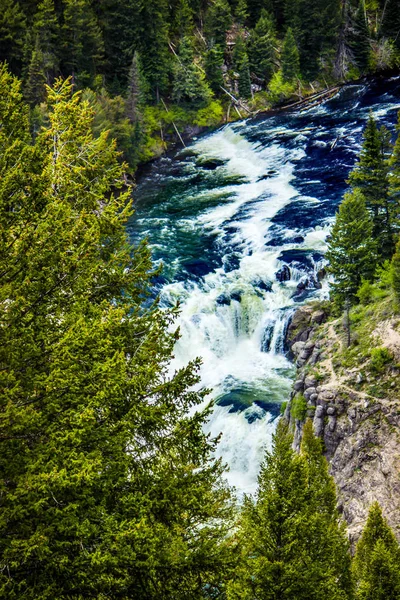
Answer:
[
  {"left": 1, "top": 0, "right": 400, "bottom": 599},
  {"left": 1, "top": 0, "right": 400, "bottom": 171}
]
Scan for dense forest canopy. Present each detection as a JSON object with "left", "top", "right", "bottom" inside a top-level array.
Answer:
[{"left": 1, "top": 0, "right": 400, "bottom": 171}]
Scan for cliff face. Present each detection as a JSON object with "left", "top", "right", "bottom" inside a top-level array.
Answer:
[{"left": 285, "top": 304, "right": 400, "bottom": 543}]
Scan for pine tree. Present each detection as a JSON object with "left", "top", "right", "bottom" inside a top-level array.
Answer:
[
  {"left": 238, "top": 53, "right": 252, "bottom": 98},
  {"left": 349, "top": 113, "right": 395, "bottom": 259},
  {"left": 388, "top": 114, "right": 400, "bottom": 239},
  {"left": 0, "top": 71, "right": 235, "bottom": 598},
  {"left": 137, "top": 0, "right": 171, "bottom": 101},
  {"left": 353, "top": 503, "right": 400, "bottom": 600},
  {"left": 126, "top": 51, "right": 149, "bottom": 123},
  {"left": 281, "top": 27, "right": 300, "bottom": 82},
  {"left": 235, "top": 0, "right": 249, "bottom": 25},
  {"left": 326, "top": 189, "right": 377, "bottom": 305},
  {"left": 248, "top": 10, "right": 278, "bottom": 84},
  {"left": 25, "top": 36, "right": 47, "bottom": 106},
  {"left": 233, "top": 34, "right": 247, "bottom": 71},
  {"left": 33, "top": 0, "right": 59, "bottom": 82},
  {"left": 205, "top": 0, "right": 233, "bottom": 48},
  {"left": 391, "top": 239, "right": 400, "bottom": 304},
  {"left": 205, "top": 45, "right": 224, "bottom": 94},
  {"left": 61, "top": 0, "right": 104, "bottom": 87},
  {"left": 172, "top": 36, "right": 212, "bottom": 106},
  {"left": 0, "top": 0, "right": 26, "bottom": 74},
  {"left": 351, "top": 0, "right": 371, "bottom": 73},
  {"left": 227, "top": 420, "right": 352, "bottom": 600},
  {"left": 174, "top": 0, "right": 194, "bottom": 36},
  {"left": 380, "top": 0, "right": 400, "bottom": 49}
]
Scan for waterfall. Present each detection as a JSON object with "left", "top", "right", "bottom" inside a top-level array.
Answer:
[{"left": 129, "top": 76, "right": 400, "bottom": 495}]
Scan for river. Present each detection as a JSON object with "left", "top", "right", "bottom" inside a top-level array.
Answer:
[{"left": 127, "top": 76, "right": 400, "bottom": 495}]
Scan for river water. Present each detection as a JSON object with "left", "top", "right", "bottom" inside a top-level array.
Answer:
[{"left": 127, "top": 77, "right": 400, "bottom": 495}]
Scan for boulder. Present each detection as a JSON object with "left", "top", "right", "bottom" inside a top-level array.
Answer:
[{"left": 275, "top": 265, "right": 291, "bottom": 282}]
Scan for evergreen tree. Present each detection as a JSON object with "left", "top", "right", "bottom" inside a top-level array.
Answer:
[
  {"left": 281, "top": 27, "right": 300, "bottom": 82},
  {"left": 172, "top": 37, "right": 212, "bottom": 106},
  {"left": 388, "top": 114, "right": 400, "bottom": 238},
  {"left": 227, "top": 420, "right": 352, "bottom": 600},
  {"left": 33, "top": 0, "right": 59, "bottom": 82},
  {"left": 174, "top": 0, "right": 194, "bottom": 36},
  {"left": 126, "top": 51, "right": 149, "bottom": 123},
  {"left": 351, "top": 0, "right": 371, "bottom": 73},
  {"left": 61, "top": 0, "right": 104, "bottom": 87},
  {"left": 205, "top": 0, "right": 233, "bottom": 48},
  {"left": 235, "top": 0, "right": 249, "bottom": 25},
  {"left": 0, "top": 70, "right": 235, "bottom": 598},
  {"left": 248, "top": 10, "right": 278, "bottom": 84},
  {"left": 392, "top": 239, "right": 400, "bottom": 303},
  {"left": 25, "top": 36, "right": 47, "bottom": 106},
  {"left": 286, "top": 0, "right": 341, "bottom": 79},
  {"left": 349, "top": 113, "right": 395, "bottom": 259},
  {"left": 205, "top": 45, "right": 225, "bottom": 95},
  {"left": 326, "top": 189, "right": 377, "bottom": 305},
  {"left": 238, "top": 53, "right": 252, "bottom": 98},
  {"left": 137, "top": 0, "right": 171, "bottom": 101},
  {"left": 380, "top": 0, "right": 400, "bottom": 49},
  {"left": 0, "top": 0, "right": 26, "bottom": 74},
  {"left": 232, "top": 33, "right": 247, "bottom": 71},
  {"left": 353, "top": 503, "right": 400, "bottom": 600}
]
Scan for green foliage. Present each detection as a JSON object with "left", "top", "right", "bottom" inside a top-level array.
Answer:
[
  {"left": 267, "top": 70, "right": 296, "bottom": 104},
  {"left": 248, "top": 10, "right": 278, "bottom": 84},
  {"left": 61, "top": 0, "right": 104, "bottom": 87},
  {"left": 392, "top": 239, "right": 400, "bottom": 304},
  {"left": 353, "top": 503, "right": 400, "bottom": 599},
  {"left": 326, "top": 189, "right": 377, "bottom": 305},
  {"left": 25, "top": 36, "right": 47, "bottom": 106},
  {"left": 370, "top": 347, "right": 393, "bottom": 372},
  {"left": 0, "top": 0, "right": 26, "bottom": 73},
  {"left": 281, "top": 27, "right": 300, "bottom": 82},
  {"left": 290, "top": 394, "right": 308, "bottom": 421},
  {"left": 348, "top": 113, "right": 395, "bottom": 260},
  {"left": 0, "top": 70, "right": 236, "bottom": 598},
  {"left": 205, "top": 45, "right": 225, "bottom": 94},
  {"left": 357, "top": 279, "right": 374, "bottom": 305},
  {"left": 227, "top": 420, "right": 352, "bottom": 600},
  {"left": 194, "top": 99, "right": 224, "bottom": 126},
  {"left": 205, "top": 0, "right": 232, "bottom": 47},
  {"left": 172, "top": 37, "right": 212, "bottom": 107}
]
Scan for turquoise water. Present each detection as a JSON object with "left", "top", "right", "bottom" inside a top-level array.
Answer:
[{"left": 128, "top": 77, "right": 400, "bottom": 493}]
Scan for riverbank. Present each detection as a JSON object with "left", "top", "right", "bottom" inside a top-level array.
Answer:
[{"left": 135, "top": 68, "right": 400, "bottom": 178}]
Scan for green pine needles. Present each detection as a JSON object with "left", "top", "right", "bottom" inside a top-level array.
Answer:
[{"left": 0, "top": 66, "right": 236, "bottom": 599}]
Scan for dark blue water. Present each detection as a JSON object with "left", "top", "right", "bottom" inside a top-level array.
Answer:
[{"left": 128, "top": 77, "right": 400, "bottom": 494}]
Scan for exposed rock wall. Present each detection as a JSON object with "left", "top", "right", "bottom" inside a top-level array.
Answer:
[{"left": 285, "top": 306, "right": 400, "bottom": 543}]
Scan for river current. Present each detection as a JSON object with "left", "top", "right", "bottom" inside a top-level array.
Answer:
[{"left": 127, "top": 77, "right": 400, "bottom": 495}]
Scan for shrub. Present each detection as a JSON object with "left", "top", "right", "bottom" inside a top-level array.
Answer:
[
  {"left": 370, "top": 347, "right": 393, "bottom": 372},
  {"left": 291, "top": 395, "right": 308, "bottom": 421}
]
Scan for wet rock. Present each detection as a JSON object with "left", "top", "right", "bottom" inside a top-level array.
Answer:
[
  {"left": 311, "top": 310, "right": 327, "bottom": 325},
  {"left": 293, "top": 379, "right": 304, "bottom": 392},
  {"left": 292, "top": 341, "right": 306, "bottom": 356},
  {"left": 253, "top": 278, "right": 273, "bottom": 293},
  {"left": 275, "top": 265, "right": 291, "bottom": 282},
  {"left": 223, "top": 253, "right": 241, "bottom": 273},
  {"left": 317, "top": 267, "right": 327, "bottom": 281},
  {"left": 230, "top": 291, "right": 242, "bottom": 303},
  {"left": 216, "top": 294, "right": 231, "bottom": 306}
]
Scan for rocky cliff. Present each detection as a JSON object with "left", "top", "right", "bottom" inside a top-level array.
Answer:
[{"left": 285, "top": 303, "right": 400, "bottom": 543}]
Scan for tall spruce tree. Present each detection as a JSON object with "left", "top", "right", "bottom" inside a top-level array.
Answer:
[
  {"left": 61, "top": 0, "right": 104, "bottom": 87},
  {"left": 281, "top": 27, "right": 300, "bottom": 82},
  {"left": 227, "top": 420, "right": 352, "bottom": 600},
  {"left": 32, "top": 0, "right": 59, "bottom": 83},
  {"left": 205, "top": 0, "right": 233, "bottom": 47},
  {"left": 25, "top": 36, "right": 47, "bottom": 106},
  {"left": 392, "top": 239, "right": 400, "bottom": 304},
  {"left": 349, "top": 113, "right": 395, "bottom": 259},
  {"left": 0, "top": 0, "right": 26, "bottom": 74},
  {"left": 388, "top": 113, "right": 400, "bottom": 237},
  {"left": 205, "top": 45, "right": 225, "bottom": 94},
  {"left": 326, "top": 189, "right": 377, "bottom": 305},
  {"left": 0, "top": 69, "right": 236, "bottom": 599},
  {"left": 351, "top": 0, "right": 371, "bottom": 73},
  {"left": 238, "top": 53, "right": 252, "bottom": 98},
  {"left": 172, "top": 37, "right": 212, "bottom": 106},
  {"left": 248, "top": 10, "right": 278, "bottom": 84},
  {"left": 353, "top": 503, "right": 400, "bottom": 600},
  {"left": 380, "top": 0, "right": 400, "bottom": 48}
]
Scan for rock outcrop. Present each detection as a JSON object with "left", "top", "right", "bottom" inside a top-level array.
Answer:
[{"left": 285, "top": 304, "right": 400, "bottom": 543}]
